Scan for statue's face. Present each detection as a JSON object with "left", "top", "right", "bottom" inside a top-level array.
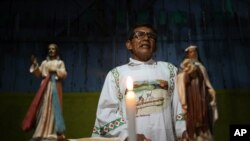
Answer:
[
  {"left": 48, "top": 44, "right": 57, "bottom": 58},
  {"left": 187, "top": 48, "right": 198, "bottom": 59}
]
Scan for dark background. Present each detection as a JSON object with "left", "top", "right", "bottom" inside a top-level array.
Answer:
[{"left": 0, "top": 0, "right": 249, "bottom": 92}]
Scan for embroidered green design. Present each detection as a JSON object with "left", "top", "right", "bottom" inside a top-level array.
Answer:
[
  {"left": 92, "top": 118, "right": 126, "bottom": 136},
  {"left": 111, "top": 68, "right": 123, "bottom": 100},
  {"left": 111, "top": 68, "right": 124, "bottom": 116},
  {"left": 176, "top": 113, "right": 186, "bottom": 121},
  {"left": 167, "top": 63, "right": 176, "bottom": 95}
]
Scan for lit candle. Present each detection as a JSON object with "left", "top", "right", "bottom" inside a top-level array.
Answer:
[{"left": 126, "top": 76, "right": 137, "bottom": 141}]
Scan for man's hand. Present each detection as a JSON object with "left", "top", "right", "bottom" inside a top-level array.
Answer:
[
  {"left": 178, "top": 131, "right": 188, "bottom": 141},
  {"left": 125, "top": 134, "right": 151, "bottom": 141},
  {"left": 136, "top": 134, "right": 151, "bottom": 141}
]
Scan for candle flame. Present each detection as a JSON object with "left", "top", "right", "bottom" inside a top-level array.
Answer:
[
  {"left": 126, "top": 91, "right": 135, "bottom": 99},
  {"left": 126, "top": 76, "right": 133, "bottom": 91}
]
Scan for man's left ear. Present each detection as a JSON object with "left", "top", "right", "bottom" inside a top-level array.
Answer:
[{"left": 126, "top": 40, "right": 132, "bottom": 51}]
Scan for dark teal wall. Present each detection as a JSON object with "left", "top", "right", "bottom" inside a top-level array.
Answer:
[
  {"left": 0, "top": 90, "right": 250, "bottom": 140},
  {"left": 0, "top": 0, "right": 249, "bottom": 92}
]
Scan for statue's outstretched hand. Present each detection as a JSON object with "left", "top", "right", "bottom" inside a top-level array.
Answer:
[{"left": 31, "top": 55, "right": 38, "bottom": 66}]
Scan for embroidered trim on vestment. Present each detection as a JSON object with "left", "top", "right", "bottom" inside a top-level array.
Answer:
[
  {"left": 111, "top": 68, "right": 123, "bottom": 100},
  {"left": 167, "top": 63, "right": 175, "bottom": 96},
  {"left": 92, "top": 118, "right": 126, "bottom": 136}
]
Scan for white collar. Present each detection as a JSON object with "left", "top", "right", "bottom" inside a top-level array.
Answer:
[{"left": 128, "top": 58, "right": 156, "bottom": 66}]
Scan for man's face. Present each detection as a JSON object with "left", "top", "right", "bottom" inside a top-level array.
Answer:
[
  {"left": 48, "top": 44, "right": 57, "bottom": 58},
  {"left": 126, "top": 26, "right": 156, "bottom": 62}
]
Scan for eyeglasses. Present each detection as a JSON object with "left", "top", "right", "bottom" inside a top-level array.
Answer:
[{"left": 132, "top": 31, "right": 157, "bottom": 40}]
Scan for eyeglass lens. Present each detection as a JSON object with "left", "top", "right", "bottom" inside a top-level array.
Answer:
[{"left": 134, "top": 31, "right": 156, "bottom": 40}]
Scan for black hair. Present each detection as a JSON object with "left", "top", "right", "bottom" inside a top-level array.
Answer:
[{"left": 127, "top": 23, "right": 157, "bottom": 41}]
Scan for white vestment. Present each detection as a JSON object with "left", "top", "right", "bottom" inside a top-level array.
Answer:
[{"left": 92, "top": 58, "right": 186, "bottom": 141}]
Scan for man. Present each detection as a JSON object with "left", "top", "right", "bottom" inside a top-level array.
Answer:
[
  {"left": 22, "top": 43, "right": 67, "bottom": 141},
  {"left": 92, "top": 23, "right": 186, "bottom": 141}
]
